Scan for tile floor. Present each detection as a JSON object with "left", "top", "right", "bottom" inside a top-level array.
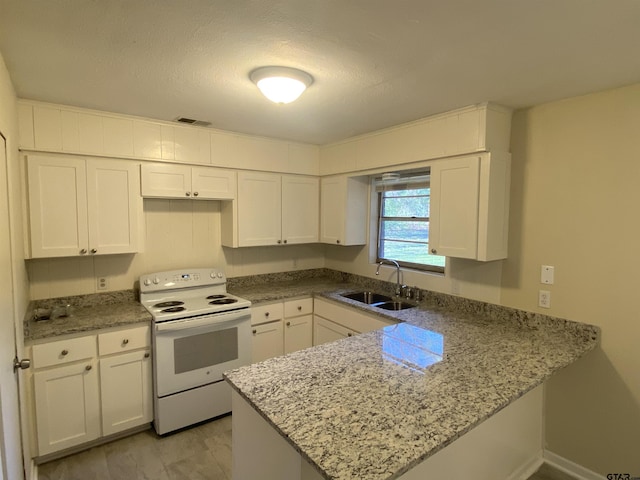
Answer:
[
  {"left": 38, "top": 414, "right": 577, "bottom": 480},
  {"left": 38, "top": 415, "right": 232, "bottom": 480}
]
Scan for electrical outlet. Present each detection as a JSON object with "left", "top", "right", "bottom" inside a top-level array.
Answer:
[
  {"left": 538, "top": 290, "right": 551, "bottom": 308},
  {"left": 97, "top": 277, "right": 108, "bottom": 291},
  {"left": 451, "top": 279, "right": 460, "bottom": 295}
]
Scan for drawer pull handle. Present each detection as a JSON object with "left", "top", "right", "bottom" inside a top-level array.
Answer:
[
  {"left": 252, "top": 329, "right": 257, "bottom": 334},
  {"left": 122, "top": 339, "right": 129, "bottom": 345},
  {"left": 297, "top": 305, "right": 302, "bottom": 311},
  {"left": 286, "top": 321, "right": 291, "bottom": 327},
  {"left": 144, "top": 352, "right": 150, "bottom": 358},
  {"left": 61, "top": 350, "right": 69, "bottom": 356},
  {"left": 85, "top": 365, "right": 92, "bottom": 371}
]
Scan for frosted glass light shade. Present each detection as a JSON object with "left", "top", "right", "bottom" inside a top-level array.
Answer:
[{"left": 250, "top": 67, "right": 313, "bottom": 104}]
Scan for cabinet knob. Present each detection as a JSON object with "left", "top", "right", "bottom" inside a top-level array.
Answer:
[
  {"left": 80, "top": 249, "right": 87, "bottom": 254},
  {"left": 336, "top": 239, "right": 341, "bottom": 244},
  {"left": 193, "top": 192, "right": 199, "bottom": 197},
  {"left": 347, "top": 332, "right": 353, "bottom": 337},
  {"left": 122, "top": 339, "right": 129, "bottom": 345},
  {"left": 61, "top": 349, "right": 69, "bottom": 356},
  {"left": 264, "top": 312, "right": 269, "bottom": 317},
  {"left": 144, "top": 352, "right": 150, "bottom": 358},
  {"left": 90, "top": 248, "right": 97, "bottom": 254},
  {"left": 286, "top": 321, "right": 291, "bottom": 327},
  {"left": 277, "top": 240, "right": 282, "bottom": 244},
  {"left": 85, "top": 365, "right": 92, "bottom": 371},
  {"left": 297, "top": 305, "right": 302, "bottom": 311},
  {"left": 431, "top": 248, "right": 437, "bottom": 254},
  {"left": 252, "top": 329, "right": 257, "bottom": 334},
  {"left": 283, "top": 239, "right": 287, "bottom": 244},
  {"left": 185, "top": 192, "right": 191, "bottom": 197}
]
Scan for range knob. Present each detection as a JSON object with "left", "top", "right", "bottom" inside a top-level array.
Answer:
[
  {"left": 143, "top": 278, "right": 151, "bottom": 286},
  {"left": 210, "top": 272, "right": 216, "bottom": 278},
  {"left": 152, "top": 277, "right": 160, "bottom": 285},
  {"left": 217, "top": 272, "right": 223, "bottom": 278}
]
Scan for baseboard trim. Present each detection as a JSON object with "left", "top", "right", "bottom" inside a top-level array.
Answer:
[
  {"left": 507, "top": 452, "right": 544, "bottom": 480},
  {"left": 543, "top": 450, "right": 606, "bottom": 480}
]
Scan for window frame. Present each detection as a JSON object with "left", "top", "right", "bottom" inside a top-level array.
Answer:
[{"left": 374, "top": 174, "right": 445, "bottom": 274}]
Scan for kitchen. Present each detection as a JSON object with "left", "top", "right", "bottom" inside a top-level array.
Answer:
[{"left": 0, "top": 1, "right": 639, "bottom": 480}]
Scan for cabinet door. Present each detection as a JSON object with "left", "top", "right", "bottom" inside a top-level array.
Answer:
[
  {"left": 33, "top": 361, "right": 100, "bottom": 456},
  {"left": 191, "top": 167, "right": 236, "bottom": 200},
  {"left": 284, "top": 315, "right": 313, "bottom": 354},
  {"left": 27, "top": 154, "right": 88, "bottom": 258},
  {"left": 281, "top": 175, "right": 319, "bottom": 244},
  {"left": 320, "top": 176, "right": 346, "bottom": 245},
  {"left": 429, "top": 156, "right": 480, "bottom": 259},
  {"left": 251, "top": 321, "right": 284, "bottom": 363},
  {"left": 100, "top": 349, "right": 152, "bottom": 436},
  {"left": 237, "top": 171, "right": 282, "bottom": 247},
  {"left": 313, "top": 316, "right": 355, "bottom": 346},
  {"left": 86, "top": 159, "right": 140, "bottom": 255},
  {"left": 140, "top": 162, "right": 192, "bottom": 198}
]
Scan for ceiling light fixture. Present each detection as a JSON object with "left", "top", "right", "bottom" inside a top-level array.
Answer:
[{"left": 250, "top": 66, "right": 313, "bottom": 104}]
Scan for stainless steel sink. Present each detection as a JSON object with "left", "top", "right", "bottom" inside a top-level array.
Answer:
[
  {"left": 341, "top": 291, "right": 393, "bottom": 305},
  {"left": 376, "top": 301, "right": 415, "bottom": 311}
]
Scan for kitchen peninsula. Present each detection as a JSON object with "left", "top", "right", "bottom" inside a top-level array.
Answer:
[{"left": 225, "top": 286, "right": 598, "bottom": 480}]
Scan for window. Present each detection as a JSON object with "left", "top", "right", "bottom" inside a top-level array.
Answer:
[{"left": 374, "top": 172, "right": 445, "bottom": 273}]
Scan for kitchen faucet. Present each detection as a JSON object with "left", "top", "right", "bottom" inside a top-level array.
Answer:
[{"left": 375, "top": 260, "right": 404, "bottom": 296}]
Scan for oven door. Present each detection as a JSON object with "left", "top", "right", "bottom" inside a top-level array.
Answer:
[{"left": 153, "top": 309, "right": 251, "bottom": 398}]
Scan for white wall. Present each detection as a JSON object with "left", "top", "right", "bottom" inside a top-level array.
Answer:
[
  {"left": 27, "top": 199, "right": 325, "bottom": 299},
  {"left": 503, "top": 83, "right": 640, "bottom": 474}
]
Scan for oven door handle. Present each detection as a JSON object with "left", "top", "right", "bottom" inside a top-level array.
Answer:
[{"left": 155, "top": 311, "right": 249, "bottom": 332}]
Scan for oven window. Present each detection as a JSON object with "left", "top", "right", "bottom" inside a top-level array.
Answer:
[{"left": 173, "top": 328, "right": 238, "bottom": 374}]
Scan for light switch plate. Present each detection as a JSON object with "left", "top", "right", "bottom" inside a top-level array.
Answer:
[{"left": 541, "top": 265, "right": 554, "bottom": 284}]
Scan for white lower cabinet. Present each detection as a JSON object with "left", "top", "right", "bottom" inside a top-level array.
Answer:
[
  {"left": 33, "top": 359, "right": 100, "bottom": 456},
  {"left": 313, "top": 298, "right": 396, "bottom": 346},
  {"left": 283, "top": 298, "right": 313, "bottom": 354},
  {"left": 30, "top": 324, "right": 151, "bottom": 458},
  {"left": 251, "top": 298, "right": 314, "bottom": 362},
  {"left": 99, "top": 349, "right": 152, "bottom": 436},
  {"left": 313, "top": 317, "right": 356, "bottom": 345},
  {"left": 251, "top": 302, "right": 284, "bottom": 363}
]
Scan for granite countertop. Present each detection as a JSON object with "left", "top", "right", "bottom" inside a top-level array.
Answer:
[
  {"left": 224, "top": 280, "right": 599, "bottom": 480},
  {"left": 24, "top": 291, "right": 152, "bottom": 341}
]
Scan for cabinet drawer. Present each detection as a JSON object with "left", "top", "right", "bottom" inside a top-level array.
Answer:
[
  {"left": 32, "top": 335, "right": 97, "bottom": 369},
  {"left": 251, "top": 302, "right": 284, "bottom": 326},
  {"left": 284, "top": 298, "right": 313, "bottom": 318},
  {"left": 98, "top": 325, "right": 150, "bottom": 356}
]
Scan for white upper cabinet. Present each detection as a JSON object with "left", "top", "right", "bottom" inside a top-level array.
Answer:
[
  {"left": 223, "top": 171, "right": 319, "bottom": 247},
  {"left": 281, "top": 175, "right": 319, "bottom": 245},
  {"left": 429, "top": 152, "right": 511, "bottom": 261},
  {"left": 140, "top": 162, "right": 236, "bottom": 200},
  {"left": 237, "top": 171, "right": 282, "bottom": 247},
  {"left": 26, "top": 154, "right": 141, "bottom": 258},
  {"left": 320, "top": 175, "right": 368, "bottom": 245}
]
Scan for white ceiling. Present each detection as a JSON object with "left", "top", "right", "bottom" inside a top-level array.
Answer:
[{"left": 1, "top": 0, "right": 639, "bottom": 145}]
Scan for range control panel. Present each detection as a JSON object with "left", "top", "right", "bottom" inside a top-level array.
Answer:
[{"left": 139, "top": 268, "right": 226, "bottom": 292}]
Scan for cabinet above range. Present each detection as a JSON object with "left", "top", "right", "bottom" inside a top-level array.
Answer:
[{"left": 140, "top": 162, "right": 236, "bottom": 200}]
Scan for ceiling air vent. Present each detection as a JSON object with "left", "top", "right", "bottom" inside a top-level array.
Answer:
[{"left": 174, "top": 117, "right": 211, "bottom": 127}]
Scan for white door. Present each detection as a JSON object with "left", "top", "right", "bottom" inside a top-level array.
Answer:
[
  {"left": 320, "top": 176, "right": 346, "bottom": 245},
  {"left": 0, "top": 133, "right": 25, "bottom": 479},
  {"left": 237, "top": 171, "right": 282, "bottom": 247}
]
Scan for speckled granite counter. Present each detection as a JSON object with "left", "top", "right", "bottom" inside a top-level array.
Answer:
[
  {"left": 24, "top": 290, "right": 151, "bottom": 341},
  {"left": 225, "top": 273, "right": 599, "bottom": 480}
]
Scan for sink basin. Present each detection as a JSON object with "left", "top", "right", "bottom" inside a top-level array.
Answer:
[
  {"left": 376, "top": 301, "right": 416, "bottom": 311},
  {"left": 341, "top": 291, "right": 393, "bottom": 305}
]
